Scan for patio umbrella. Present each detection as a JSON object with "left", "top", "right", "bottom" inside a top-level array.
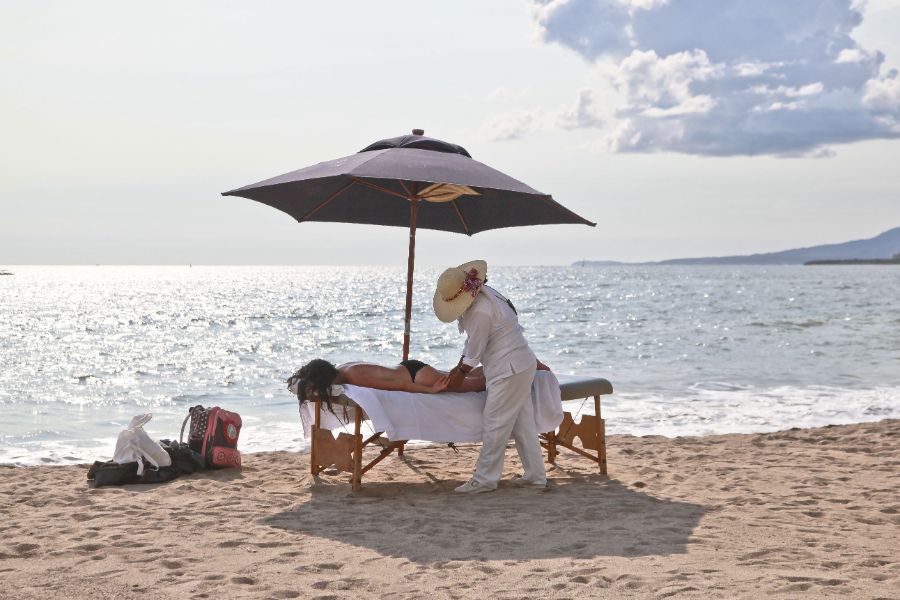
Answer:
[{"left": 222, "top": 129, "right": 595, "bottom": 360}]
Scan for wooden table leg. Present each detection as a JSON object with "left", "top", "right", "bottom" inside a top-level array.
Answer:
[
  {"left": 594, "top": 395, "right": 607, "bottom": 475},
  {"left": 351, "top": 408, "right": 363, "bottom": 491},
  {"left": 310, "top": 399, "right": 321, "bottom": 476}
]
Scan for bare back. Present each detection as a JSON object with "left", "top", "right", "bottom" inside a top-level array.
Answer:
[{"left": 337, "top": 362, "right": 411, "bottom": 389}]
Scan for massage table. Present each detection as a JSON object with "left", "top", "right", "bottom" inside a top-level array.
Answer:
[{"left": 301, "top": 372, "right": 613, "bottom": 491}]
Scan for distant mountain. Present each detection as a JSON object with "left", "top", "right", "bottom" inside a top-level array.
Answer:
[
  {"left": 572, "top": 260, "right": 626, "bottom": 267},
  {"left": 574, "top": 226, "right": 900, "bottom": 266},
  {"left": 806, "top": 252, "right": 900, "bottom": 265}
]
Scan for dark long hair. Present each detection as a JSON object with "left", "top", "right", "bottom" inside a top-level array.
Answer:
[{"left": 288, "top": 358, "right": 339, "bottom": 413}]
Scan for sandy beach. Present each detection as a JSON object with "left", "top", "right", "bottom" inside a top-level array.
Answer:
[{"left": 1, "top": 419, "right": 898, "bottom": 599}]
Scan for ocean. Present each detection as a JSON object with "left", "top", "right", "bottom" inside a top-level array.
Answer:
[{"left": 1, "top": 265, "right": 898, "bottom": 466}]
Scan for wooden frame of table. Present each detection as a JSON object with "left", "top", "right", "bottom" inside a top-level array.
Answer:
[
  {"left": 540, "top": 375, "right": 613, "bottom": 475},
  {"left": 308, "top": 375, "right": 614, "bottom": 491}
]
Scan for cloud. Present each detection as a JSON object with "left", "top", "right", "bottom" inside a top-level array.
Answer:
[
  {"left": 864, "top": 0, "right": 900, "bottom": 13},
  {"left": 515, "top": 0, "right": 900, "bottom": 156},
  {"left": 557, "top": 90, "right": 607, "bottom": 128},
  {"left": 487, "top": 86, "right": 534, "bottom": 102},
  {"left": 863, "top": 70, "right": 900, "bottom": 112},
  {"left": 530, "top": 0, "right": 632, "bottom": 60},
  {"left": 483, "top": 109, "right": 547, "bottom": 141}
]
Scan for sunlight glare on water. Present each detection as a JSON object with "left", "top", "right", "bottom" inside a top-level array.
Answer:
[{"left": 1, "top": 265, "right": 898, "bottom": 465}]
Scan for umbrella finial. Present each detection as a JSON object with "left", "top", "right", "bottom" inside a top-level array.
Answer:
[{"left": 411, "top": 128, "right": 424, "bottom": 136}]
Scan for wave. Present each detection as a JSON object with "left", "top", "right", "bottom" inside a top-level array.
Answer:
[
  {"left": 595, "top": 385, "right": 900, "bottom": 438},
  {"left": 4, "top": 384, "right": 898, "bottom": 467},
  {"left": 689, "top": 381, "right": 753, "bottom": 392}
]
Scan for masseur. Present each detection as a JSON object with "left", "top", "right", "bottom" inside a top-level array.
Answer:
[{"left": 434, "top": 260, "right": 547, "bottom": 493}]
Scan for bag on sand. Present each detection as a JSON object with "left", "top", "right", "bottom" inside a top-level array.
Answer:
[
  {"left": 87, "top": 460, "right": 179, "bottom": 487},
  {"left": 180, "top": 405, "right": 242, "bottom": 468},
  {"left": 112, "top": 414, "right": 173, "bottom": 476},
  {"left": 158, "top": 439, "right": 206, "bottom": 474}
]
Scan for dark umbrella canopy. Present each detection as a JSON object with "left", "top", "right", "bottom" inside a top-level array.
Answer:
[
  {"left": 223, "top": 130, "right": 595, "bottom": 360},
  {"left": 222, "top": 133, "right": 595, "bottom": 235}
]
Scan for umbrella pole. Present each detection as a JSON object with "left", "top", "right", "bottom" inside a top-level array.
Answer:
[{"left": 403, "top": 198, "right": 420, "bottom": 362}]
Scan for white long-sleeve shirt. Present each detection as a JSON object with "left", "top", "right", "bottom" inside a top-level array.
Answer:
[{"left": 458, "top": 286, "right": 536, "bottom": 387}]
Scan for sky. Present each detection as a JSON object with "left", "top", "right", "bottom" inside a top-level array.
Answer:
[{"left": 2, "top": 0, "right": 899, "bottom": 265}]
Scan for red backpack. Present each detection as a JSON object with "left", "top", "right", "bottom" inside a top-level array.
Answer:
[{"left": 180, "top": 406, "right": 242, "bottom": 468}]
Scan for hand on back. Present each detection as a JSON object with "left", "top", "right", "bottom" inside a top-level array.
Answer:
[{"left": 431, "top": 374, "right": 451, "bottom": 393}]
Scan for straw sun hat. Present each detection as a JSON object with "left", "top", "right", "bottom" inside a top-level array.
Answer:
[{"left": 433, "top": 260, "right": 488, "bottom": 323}]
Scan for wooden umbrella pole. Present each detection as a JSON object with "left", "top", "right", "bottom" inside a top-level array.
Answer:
[{"left": 402, "top": 198, "right": 420, "bottom": 362}]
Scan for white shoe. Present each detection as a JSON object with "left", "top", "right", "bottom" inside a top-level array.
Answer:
[
  {"left": 510, "top": 475, "right": 548, "bottom": 489},
  {"left": 454, "top": 479, "right": 496, "bottom": 494}
]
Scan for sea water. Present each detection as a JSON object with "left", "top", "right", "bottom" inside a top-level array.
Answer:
[{"left": 1, "top": 265, "right": 898, "bottom": 466}]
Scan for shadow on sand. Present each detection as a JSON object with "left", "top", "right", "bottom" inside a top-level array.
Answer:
[{"left": 262, "top": 465, "right": 710, "bottom": 563}]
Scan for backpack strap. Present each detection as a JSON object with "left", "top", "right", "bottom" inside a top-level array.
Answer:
[
  {"left": 200, "top": 407, "right": 220, "bottom": 462},
  {"left": 484, "top": 285, "right": 517, "bottom": 315},
  {"left": 179, "top": 412, "right": 191, "bottom": 444}
]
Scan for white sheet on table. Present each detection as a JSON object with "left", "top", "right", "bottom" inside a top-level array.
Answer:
[{"left": 298, "top": 370, "right": 563, "bottom": 442}]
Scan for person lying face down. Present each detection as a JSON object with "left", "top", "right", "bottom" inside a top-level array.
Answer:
[
  {"left": 289, "top": 358, "right": 552, "bottom": 409},
  {"left": 289, "top": 357, "right": 486, "bottom": 404}
]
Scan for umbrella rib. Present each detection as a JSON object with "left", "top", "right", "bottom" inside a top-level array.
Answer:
[
  {"left": 350, "top": 177, "right": 411, "bottom": 201},
  {"left": 396, "top": 179, "right": 413, "bottom": 198},
  {"left": 298, "top": 181, "right": 356, "bottom": 222},
  {"left": 450, "top": 199, "right": 471, "bottom": 236}
]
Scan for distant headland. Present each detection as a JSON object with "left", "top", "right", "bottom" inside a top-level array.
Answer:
[
  {"left": 574, "top": 226, "right": 900, "bottom": 266},
  {"left": 805, "top": 253, "right": 900, "bottom": 266}
]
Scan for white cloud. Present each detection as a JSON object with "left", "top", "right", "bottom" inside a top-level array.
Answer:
[
  {"left": 863, "top": 72, "right": 900, "bottom": 111},
  {"left": 734, "top": 61, "right": 785, "bottom": 78},
  {"left": 483, "top": 109, "right": 546, "bottom": 141},
  {"left": 616, "top": 49, "right": 721, "bottom": 106},
  {"left": 759, "top": 101, "right": 805, "bottom": 112},
  {"left": 836, "top": 48, "right": 868, "bottom": 63},
  {"left": 487, "top": 86, "right": 533, "bottom": 102},
  {"left": 642, "top": 94, "right": 716, "bottom": 117},
  {"left": 624, "top": 0, "right": 670, "bottom": 9},
  {"left": 790, "top": 83, "right": 826, "bottom": 97},
  {"left": 557, "top": 89, "right": 606, "bottom": 128},
  {"left": 862, "top": 0, "right": 900, "bottom": 13},
  {"left": 523, "top": 0, "right": 900, "bottom": 156},
  {"left": 750, "top": 83, "right": 825, "bottom": 98}
]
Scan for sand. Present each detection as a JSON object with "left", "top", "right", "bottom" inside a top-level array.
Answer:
[{"left": 1, "top": 419, "right": 898, "bottom": 599}]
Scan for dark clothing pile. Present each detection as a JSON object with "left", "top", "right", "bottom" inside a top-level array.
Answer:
[{"left": 86, "top": 440, "right": 206, "bottom": 487}]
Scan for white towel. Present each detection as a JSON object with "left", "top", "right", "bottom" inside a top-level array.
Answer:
[
  {"left": 298, "top": 370, "right": 563, "bottom": 442},
  {"left": 112, "top": 414, "right": 172, "bottom": 475}
]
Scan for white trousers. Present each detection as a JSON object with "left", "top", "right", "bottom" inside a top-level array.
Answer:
[{"left": 472, "top": 363, "right": 546, "bottom": 488}]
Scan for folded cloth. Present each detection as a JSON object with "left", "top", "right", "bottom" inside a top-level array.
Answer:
[{"left": 299, "top": 370, "right": 563, "bottom": 442}]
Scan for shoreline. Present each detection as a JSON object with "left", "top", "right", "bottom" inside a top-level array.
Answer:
[
  {"left": 4, "top": 411, "right": 900, "bottom": 469},
  {"left": 2, "top": 419, "right": 898, "bottom": 599}
]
